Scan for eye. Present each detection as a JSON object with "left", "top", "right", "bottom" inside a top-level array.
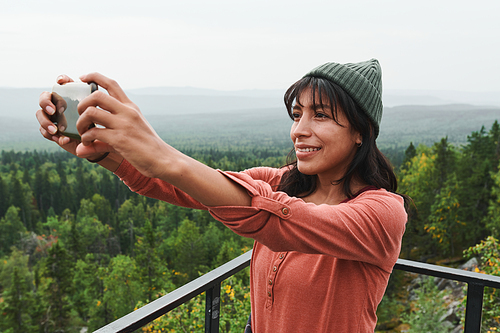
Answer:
[
  {"left": 315, "top": 112, "right": 329, "bottom": 119},
  {"left": 292, "top": 112, "right": 301, "bottom": 120}
]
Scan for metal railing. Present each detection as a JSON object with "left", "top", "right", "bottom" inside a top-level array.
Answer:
[{"left": 94, "top": 250, "right": 500, "bottom": 333}]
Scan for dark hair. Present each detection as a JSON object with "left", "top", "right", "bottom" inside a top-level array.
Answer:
[{"left": 278, "top": 76, "right": 406, "bottom": 205}]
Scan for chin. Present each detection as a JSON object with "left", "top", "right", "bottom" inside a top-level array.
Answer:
[{"left": 296, "top": 163, "right": 317, "bottom": 176}]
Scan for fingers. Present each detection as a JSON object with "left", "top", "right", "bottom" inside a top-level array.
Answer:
[
  {"left": 39, "top": 122, "right": 56, "bottom": 141},
  {"left": 36, "top": 108, "right": 58, "bottom": 136},
  {"left": 77, "top": 90, "right": 126, "bottom": 117},
  {"left": 39, "top": 74, "right": 74, "bottom": 116},
  {"left": 37, "top": 74, "right": 82, "bottom": 155},
  {"left": 37, "top": 107, "right": 74, "bottom": 143},
  {"left": 76, "top": 106, "right": 116, "bottom": 138},
  {"left": 56, "top": 74, "right": 74, "bottom": 85},
  {"left": 80, "top": 72, "right": 132, "bottom": 103},
  {"left": 39, "top": 91, "right": 56, "bottom": 116}
]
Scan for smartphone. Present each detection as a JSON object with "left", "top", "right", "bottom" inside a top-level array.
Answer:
[{"left": 49, "top": 82, "right": 98, "bottom": 140}]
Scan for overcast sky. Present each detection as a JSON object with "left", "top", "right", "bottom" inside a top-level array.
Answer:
[{"left": 1, "top": 0, "right": 499, "bottom": 92}]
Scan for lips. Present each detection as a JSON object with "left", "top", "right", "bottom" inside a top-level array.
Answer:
[
  {"left": 295, "top": 143, "right": 321, "bottom": 152},
  {"left": 296, "top": 147, "right": 321, "bottom": 152},
  {"left": 295, "top": 144, "right": 322, "bottom": 159}
]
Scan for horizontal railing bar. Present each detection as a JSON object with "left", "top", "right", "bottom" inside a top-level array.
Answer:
[
  {"left": 93, "top": 252, "right": 500, "bottom": 333},
  {"left": 93, "top": 250, "right": 252, "bottom": 333},
  {"left": 395, "top": 258, "right": 500, "bottom": 289}
]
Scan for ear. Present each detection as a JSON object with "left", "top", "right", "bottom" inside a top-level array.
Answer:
[{"left": 354, "top": 131, "right": 363, "bottom": 146}]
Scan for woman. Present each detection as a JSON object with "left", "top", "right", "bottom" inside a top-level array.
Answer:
[{"left": 37, "top": 59, "right": 407, "bottom": 332}]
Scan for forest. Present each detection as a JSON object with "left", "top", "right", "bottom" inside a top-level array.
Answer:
[{"left": 0, "top": 120, "right": 500, "bottom": 332}]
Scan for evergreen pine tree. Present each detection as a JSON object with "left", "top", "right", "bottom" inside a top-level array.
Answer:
[
  {"left": 55, "top": 160, "right": 73, "bottom": 214},
  {"left": 10, "top": 177, "right": 25, "bottom": 218},
  {"left": 168, "top": 218, "right": 207, "bottom": 283},
  {"left": 135, "top": 220, "right": 173, "bottom": 302},
  {"left": 457, "top": 124, "right": 498, "bottom": 243},
  {"left": 0, "top": 206, "right": 27, "bottom": 256},
  {"left": 0, "top": 266, "right": 35, "bottom": 332},
  {"left": 0, "top": 175, "right": 8, "bottom": 217},
  {"left": 489, "top": 120, "right": 500, "bottom": 168},
  {"left": 41, "top": 241, "right": 75, "bottom": 332},
  {"left": 401, "top": 142, "right": 417, "bottom": 171},
  {"left": 103, "top": 255, "right": 142, "bottom": 320},
  {"left": 33, "top": 167, "right": 52, "bottom": 219},
  {"left": 0, "top": 249, "right": 37, "bottom": 332},
  {"left": 431, "top": 137, "right": 457, "bottom": 193}
]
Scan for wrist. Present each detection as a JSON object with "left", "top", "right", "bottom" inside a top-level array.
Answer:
[
  {"left": 98, "top": 152, "right": 125, "bottom": 173},
  {"left": 87, "top": 152, "right": 109, "bottom": 163}
]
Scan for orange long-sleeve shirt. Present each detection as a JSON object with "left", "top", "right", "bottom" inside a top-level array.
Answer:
[{"left": 115, "top": 160, "right": 407, "bottom": 332}]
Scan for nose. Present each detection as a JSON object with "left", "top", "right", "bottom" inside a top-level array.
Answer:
[{"left": 291, "top": 117, "right": 312, "bottom": 140}]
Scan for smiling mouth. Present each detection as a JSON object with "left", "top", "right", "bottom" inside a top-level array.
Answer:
[{"left": 296, "top": 147, "right": 321, "bottom": 152}]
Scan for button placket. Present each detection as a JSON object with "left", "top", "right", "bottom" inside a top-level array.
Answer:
[{"left": 266, "top": 252, "right": 288, "bottom": 309}]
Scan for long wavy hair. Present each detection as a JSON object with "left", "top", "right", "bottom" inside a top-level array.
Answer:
[{"left": 277, "top": 76, "right": 407, "bottom": 206}]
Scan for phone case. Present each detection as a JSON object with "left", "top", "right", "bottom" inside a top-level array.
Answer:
[{"left": 50, "top": 82, "right": 98, "bottom": 140}]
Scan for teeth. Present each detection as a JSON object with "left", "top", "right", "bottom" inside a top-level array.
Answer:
[{"left": 297, "top": 147, "right": 321, "bottom": 152}]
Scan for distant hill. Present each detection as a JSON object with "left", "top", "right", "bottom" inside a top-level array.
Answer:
[
  {"left": 383, "top": 89, "right": 500, "bottom": 107},
  {"left": 0, "top": 87, "right": 498, "bottom": 152},
  {"left": 128, "top": 87, "right": 500, "bottom": 108},
  {"left": 127, "top": 93, "right": 284, "bottom": 115},
  {"left": 128, "top": 86, "right": 284, "bottom": 98},
  {"left": 379, "top": 104, "right": 499, "bottom": 148}
]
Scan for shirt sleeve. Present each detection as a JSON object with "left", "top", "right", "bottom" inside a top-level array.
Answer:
[
  {"left": 115, "top": 160, "right": 406, "bottom": 271},
  {"left": 114, "top": 161, "right": 284, "bottom": 210},
  {"left": 114, "top": 159, "right": 208, "bottom": 210},
  {"left": 208, "top": 170, "right": 407, "bottom": 272}
]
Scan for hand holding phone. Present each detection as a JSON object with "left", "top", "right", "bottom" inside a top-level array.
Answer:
[{"left": 49, "top": 82, "right": 98, "bottom": 140}]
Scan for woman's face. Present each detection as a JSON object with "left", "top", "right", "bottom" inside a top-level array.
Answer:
[{"left": 290, "top": 88, "right": 361, "bottom": 181}]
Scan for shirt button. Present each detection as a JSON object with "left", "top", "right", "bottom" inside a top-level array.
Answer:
[
  {"left": 273, "top": 266, "right": 277, "bottom": 272},
  {"left": 269, "top": 279, "right": 273, "bottom": 285},
  {"left": 282, "top": 207, "right": 289, "bottom": 215},
  {"left": 268, "top": 291, "right": 272, "bottom": 297},
  {"left": 279, "top": 254, "right": 284, "bottom": 259}
]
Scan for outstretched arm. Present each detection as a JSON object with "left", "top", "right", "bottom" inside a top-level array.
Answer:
[{"left": 75, "top": 73, "right": 251, "bottom": 207}]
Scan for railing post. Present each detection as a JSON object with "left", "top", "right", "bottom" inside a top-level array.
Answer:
[
  {"left": 205, "top": 283, "right": 221, "bottom": 333},
  {"left": 464, "top": 282, "right": 484, "bottom": 333}
]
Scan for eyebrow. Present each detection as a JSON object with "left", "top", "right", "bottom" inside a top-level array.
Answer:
[
  {"left": 292, "top": 103, "right": 333, "bottom": 111},
  {"left": 315, "top": 104, "right": 332, "bottom": 110}
]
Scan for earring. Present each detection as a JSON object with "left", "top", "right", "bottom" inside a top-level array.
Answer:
[{"left": 357, "top": 142, "right": 363, "bottom": 148}]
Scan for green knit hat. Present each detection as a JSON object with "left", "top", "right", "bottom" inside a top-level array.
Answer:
[{"left": 304, "top": 58, "right": 383, "bottom": 137}]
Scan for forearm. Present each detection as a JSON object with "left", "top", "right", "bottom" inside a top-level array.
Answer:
[
  {"left": 95, "top": 142, "right": 251, "bottom": 207},
  {"left": 154, "top": 146, "right": 252, "bottom": 207}
]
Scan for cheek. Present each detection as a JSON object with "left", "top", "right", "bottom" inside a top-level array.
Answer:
[{"left": 290, "top": 123, "right": 297, "bottom": 141}]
